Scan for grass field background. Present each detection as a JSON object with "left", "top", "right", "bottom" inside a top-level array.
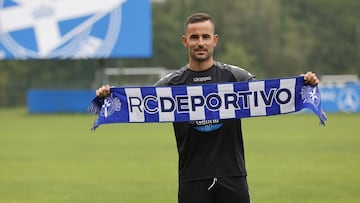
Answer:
[{"left": 0, "top": 108, "right": 359, "bottom": 203}]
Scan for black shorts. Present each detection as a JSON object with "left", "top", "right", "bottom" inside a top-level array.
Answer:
[{"left": 178, "top": 176, "right": 250, "bottom": 203}]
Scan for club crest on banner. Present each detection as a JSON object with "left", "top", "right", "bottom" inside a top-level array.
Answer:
[
  {"left": 0, "top": 0, "right": 126, "bottom": 59},
  {"left": 337, "top": 87, "right": 359, "bottom": 113}
]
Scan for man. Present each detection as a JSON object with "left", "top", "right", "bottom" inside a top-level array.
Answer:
[{"left": 96, "top": 13, "right": 319, "bottom": 203}]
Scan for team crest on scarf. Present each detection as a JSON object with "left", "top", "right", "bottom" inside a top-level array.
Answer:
[
  {"left": 301, "top": 85, "right": 321, "bottom": 110},
  {"left": 100, "top": 95, "right": 121, "bottom": 118}
]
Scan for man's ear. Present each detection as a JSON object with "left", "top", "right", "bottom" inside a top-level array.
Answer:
[
  {"left": 214, "top": 34, "right": 219, "bottom": 47},
  {"left": 182, "top": 35, "right": 187, "bottom": 47}
]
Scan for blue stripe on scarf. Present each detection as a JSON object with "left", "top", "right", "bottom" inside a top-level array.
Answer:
[
  {"left": 265, "top": 79, "right": 281, "bottom": 115},
  {"left": 88, "top": 76, "right": 327, "bottom": 130},
  {"left": 173, "top": 86, "right": 189, "bottom": 122},
  {"left": 141, "top": 87, "right": 158, "bottom": 122},
  {"left": 203, "top": 84, "right": 220, "bottom": 120},
  {"left": 233, "top": 81, "right": 250, "bottom": 118}
]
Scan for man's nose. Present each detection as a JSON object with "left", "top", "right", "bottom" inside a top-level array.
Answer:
[
  {"left": 197, "top": 37, "right": 205, "bottom": 47},
  {"left": 198, "top": 37, "right": 205, "bottom": 45}
]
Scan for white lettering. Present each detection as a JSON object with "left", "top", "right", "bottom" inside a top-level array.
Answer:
[{"left": 193, "top": 76, "right": 212, "bottom": 82}]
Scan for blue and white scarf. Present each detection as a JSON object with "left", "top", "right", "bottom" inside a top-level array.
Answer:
[{"left": 89, "top": 76, "right": 327, "bottom": 130}]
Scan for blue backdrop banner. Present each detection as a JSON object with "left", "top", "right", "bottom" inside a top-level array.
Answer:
[
  {"left": 320, "top": 82, "right": 360, "bottom": 113},
  {"left": 28, "top": 89, "right": 94, "bottom": 113},
  {"left": 0, "top": 0, "right": 152, "bottom": 59}
]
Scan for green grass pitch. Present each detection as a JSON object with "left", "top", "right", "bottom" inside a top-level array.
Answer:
[{"left": 0, "top": 108, "right": 359, "bottom": 203}]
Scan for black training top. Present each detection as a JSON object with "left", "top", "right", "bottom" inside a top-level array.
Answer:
[{"left": 155, "top": 61, "right": 255, "bottom": 182}]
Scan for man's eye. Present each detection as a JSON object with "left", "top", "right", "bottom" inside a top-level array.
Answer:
[{"left": 190, "top": 35, "right": 199, "bottom": 39}]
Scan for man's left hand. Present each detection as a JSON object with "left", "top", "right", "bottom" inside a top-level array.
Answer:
[{"left": 302, "top": 71, "right": 319, "bottom": 86}]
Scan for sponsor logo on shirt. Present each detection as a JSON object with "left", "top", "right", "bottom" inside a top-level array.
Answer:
[{"left": 194, "top": 119, "right": 223, "bottom": 132}]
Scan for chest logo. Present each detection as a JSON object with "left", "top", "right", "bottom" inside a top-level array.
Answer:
[{"left": 193, "top": 76, "right": 212, "bottom": 83}]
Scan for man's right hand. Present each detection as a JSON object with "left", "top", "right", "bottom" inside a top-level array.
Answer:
[{"left": 96, "top": 85, "right": 111, "bottom": 97}]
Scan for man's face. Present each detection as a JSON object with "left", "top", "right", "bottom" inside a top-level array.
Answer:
[{"left": 182, "top": 20, "right": 218, "bottom": 63}]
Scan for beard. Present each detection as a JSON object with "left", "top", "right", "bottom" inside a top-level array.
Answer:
[{"left": 190, "top": 48, "right": 212, "bottom": 62}]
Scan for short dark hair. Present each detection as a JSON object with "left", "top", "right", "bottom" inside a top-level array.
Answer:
[{"left": 184, "top": 13, "right": 215, "bottom": 33}]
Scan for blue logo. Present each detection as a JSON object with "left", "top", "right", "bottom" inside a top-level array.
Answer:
[
  {"left": 100, "top": 95, "right": 121, "bottom": 118},
  {"left": 301, "top": 85, "right": 321, "bottom": 110},
  {"left": 0, "top": 0, "right": 151, "bottom": 59},
  {"left": 337, "top": 87, "right": 359, "bottom": 113},
  {"left": 194, "top": 120, "right": 223, "bottom": 133}
]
